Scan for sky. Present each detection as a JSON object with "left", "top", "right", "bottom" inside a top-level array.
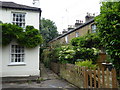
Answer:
[{"left": 1, "top": 0, "right": 101, "bottom": 33}]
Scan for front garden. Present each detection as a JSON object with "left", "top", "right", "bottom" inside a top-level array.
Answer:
[
  {"left": 41, "top": 32, "right": 118, "bottom": 88},
  {"left": 41, "top": 33, "right": 102, "bottom": 69}
]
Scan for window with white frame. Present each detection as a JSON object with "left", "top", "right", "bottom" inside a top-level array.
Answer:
[
  {"left": 91, "top": 24, "right": 96, "bottom": 33},
  {"left": 11, "top": 45, "right": 25, "bottom": 63},
  {"left": 12, "top": 12, "right": 26, "bottom": 28},
  {"left": 75, "top": 32, "right": 79, "bottom": 37},
  {"left": 65, "top": 35, "right": 68, "bottom": 43}
]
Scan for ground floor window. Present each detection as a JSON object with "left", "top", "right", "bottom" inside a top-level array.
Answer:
[{"left": 11, "top": 45, "right": 25, "bottom": 63}]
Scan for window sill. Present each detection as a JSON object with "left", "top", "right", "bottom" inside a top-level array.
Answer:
[{"left": 8, "top": 63, "right": 26, "bottom": 66}]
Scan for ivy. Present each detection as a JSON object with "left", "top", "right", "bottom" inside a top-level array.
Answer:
[{"left": 1, "top": 23, "right": 43, "bottom": 48}]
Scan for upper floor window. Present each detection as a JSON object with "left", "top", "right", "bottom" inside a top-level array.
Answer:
[
  {"left": 65, "top": 35, "right": 68, "bottom": 43},
  {"left": 10, "top": 45, "right": 25, "bottom": 64},
  {"left": 91, "top": 24, "right": 96, "bottom": 33},
  {"left": 12, "top": 12, "right": 26, "bottom": 28},
  {"left": 75, "top": 32, "right": 79, "bottom": 37}
]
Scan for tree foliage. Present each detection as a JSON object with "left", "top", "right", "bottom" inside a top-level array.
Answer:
[
  {"left": 95, "top": 2, "right": 120, "bottom": 78},
  {"left": 40, "top": 18, "right": 59, "bottom": 46},
  {"left": 2, "top": 23, "right": 43, "bottom": 48},
  {"left": 71, "top": 33, "right": 101, "bottom": 48}
]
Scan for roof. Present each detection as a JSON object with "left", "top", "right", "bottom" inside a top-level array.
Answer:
[
  {"left": 49, "top": 18, "right": 94, "bottom": 43},
  {"left": 0, "top": 1, "right": 41, "bottom": 12}
]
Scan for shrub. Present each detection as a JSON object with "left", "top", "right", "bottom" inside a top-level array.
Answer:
[
  {"left": 49, "top": 43, "right": 61, "bottom": 63},
  {"left": 95, "top": 2, "right": 120, "bottom": 84},
  {"left": 58, "top": 45, "right": 75, "bottom": 64},
  {"left": 71, "top": 33, "right": 101, "bottom": 48},
  {"left": 74, "top": 47, "right": 99, "bottom": 64},
  {"left": 71, "top": 36, "right": 85, "bottom": 47},
  {"left": 41, "top": 49, "right": 51, "bottom": 68},
  {"left": 75, "top": 60, "right": 97, "bottom": 69}
]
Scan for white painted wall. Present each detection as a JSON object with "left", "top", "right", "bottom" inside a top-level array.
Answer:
[
  {"left": 0, "top": 7, "right": 40, "bottom": 77},
  {"left": 2, "top": 41, "right": 40, "bottom": 77},
  {"left": 0, "top": 8, "right": 40, "bottom": 29},
  {"left": 0, "top": 45, "right": 2, "bottom": 77}
]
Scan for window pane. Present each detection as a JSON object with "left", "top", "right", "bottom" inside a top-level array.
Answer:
[
  {"left": 12, "top": 13, "right": 25, "bottom": 28},
  {"left": 20, "top": 23, "right": 22, "bottom": 27},
  {"left": 13, "top": 13, "right": 15, "bottom": 17},
  {"left": 15, "top": 54, "right": 17, "bottom": 62},
  {"left": 11, "top": 45, "right": 24, "bottom": 63},
  {"left": 91, "top": 24, "right": 96, "bottom": 33}
]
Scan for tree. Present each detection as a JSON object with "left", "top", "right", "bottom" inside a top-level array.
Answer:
[
  {"left": 95, "top": 1, "right": 120, "bottom": 81},
  {"left": 40, "top": 18, "right": 59, "bottom": 46},
  {"left": 0, "top": 21, "right": 2, "bottom": 23}
]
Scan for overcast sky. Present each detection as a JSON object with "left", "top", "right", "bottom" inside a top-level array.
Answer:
[{"left": 1, "top": 0, "right": 101, "bottom": 33}]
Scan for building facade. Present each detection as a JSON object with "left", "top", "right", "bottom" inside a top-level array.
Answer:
[
  {"left": 0, "top": 1, "right": 41, "bottom": 77},
  {"left": 49, "top": 14, "right": 107, "bottom": 69},
  {"left": 49, "top": 15, "right": 96, "bottom": 45}
]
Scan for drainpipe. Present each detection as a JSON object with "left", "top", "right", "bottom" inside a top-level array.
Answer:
[{"left": 39, "top": 8, "right": 42, "bottom": 77}]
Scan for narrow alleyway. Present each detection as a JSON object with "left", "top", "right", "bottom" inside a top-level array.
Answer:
[{"left": 2, "top": 63, "right": 78, "bottom": 89}]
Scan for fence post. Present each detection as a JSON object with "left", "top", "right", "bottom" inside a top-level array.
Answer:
[
  {"left": 102, "top": 68, "right": 105, "bottom": 88},
  {"left": 89, "top": 68, "right": 92, "bottom": 88},
  {"left": 106, "top": 68, "right": 110, "bottom": 88},
  {"left": 98, "top": 68, "right": 101, "bottom": 88},
  {"left": 94, "top": 69, "right": 96, "bottom": 88},
  {"left": 83, "top": 67, "right": 87, "bottom": 88},
  {"left": 112, "top": 68, "right": 117, "bottom": 88}
]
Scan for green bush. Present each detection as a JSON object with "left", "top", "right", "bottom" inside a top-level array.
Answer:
[
  {"left": 41, "top": 49, "right": 51, "bottom": 68},
  {"left": 49, "top": 43, "right": 61, "bottom": 63},
  {"left": 70, "top": 33, "right": 101, "bottom": 64},
  {"left": 95, "top": 2, "right": 120, "bottom": 83},
  {"left": 74, "top": 47, "right": 99, "bottom": 64},
  {"left": 75, "top": 60, "right": 97, "bottom": 69},
  {"left": 71, "top": 36, "right": 85, "bottom": 47},
  {"left": 2, "top": 23, "right": 43, "bottom": 48},
  {"left": 58, "top": 45, "right": 75, "bottom": 64},
  {"left": 71, "top": 33, "right": 101, "bottom": 48}
]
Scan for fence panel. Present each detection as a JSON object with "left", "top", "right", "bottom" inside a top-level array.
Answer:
[
  {"left": 84, "top": 67, "right": 117, "bottom": 88},
  {"left": 51, "top": 62, "right": 118, "bottom": 88}
]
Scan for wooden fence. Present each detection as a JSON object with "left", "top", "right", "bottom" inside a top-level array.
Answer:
[{"left": 51, "top": 62, "right": 118, "bottom": 88}]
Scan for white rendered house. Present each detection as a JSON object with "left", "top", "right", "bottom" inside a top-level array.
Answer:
[{"left": 0, "top": 1, "right": 41, "bottom": 77}]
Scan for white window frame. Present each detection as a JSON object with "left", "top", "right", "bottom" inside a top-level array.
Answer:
[
  {"left": 75, "top": 32, "right": 79, "bottom": 37},
  {"left": 91, "top": 24, "right": 96, "bottom": 33},
  {"left": 12, "top": 12, "right": 26, "bottom": 28},
  {"left": 65, "top": 35, "right": 68, "bottom": 43},
  {"left": 9, "top": 44, "right": 26, "bottom": 66}
]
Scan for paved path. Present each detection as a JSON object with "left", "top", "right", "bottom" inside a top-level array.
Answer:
[{"left": 2, "top": 63, "right": 78, "bottom": 89}]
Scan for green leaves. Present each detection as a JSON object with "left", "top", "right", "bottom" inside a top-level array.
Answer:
[
  {"left": 71, "top": 33, "right": 101, "bottom": 48},
  {"left": 40, "top": 18, "right": 59, "bottom": 46},
  {"left": 58, "top": 45, "right": 75, "bottom": 64},
  {"left": 75, "top": 60, "right": 97, "bottom": 69},
  {"left": 2, "top": 23, "right": 23, "bottom": 45},
  {"left": 2, "top": 23, "right": 43, "bottom": 48},
  {"left": 95, "top": 2, "right": 120, "bottom": 76}
]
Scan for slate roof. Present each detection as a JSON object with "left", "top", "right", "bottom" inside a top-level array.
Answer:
[
  {"left": 49, "top": 18, "right": 94, "bottom": 43},
  {"left": 0, "top": 1, "right": 41, "bottom": 12}
]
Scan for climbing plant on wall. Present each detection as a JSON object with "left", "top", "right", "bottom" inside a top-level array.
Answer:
[{"left": 2, "top": 23, "right": 43, "bottom": 48}]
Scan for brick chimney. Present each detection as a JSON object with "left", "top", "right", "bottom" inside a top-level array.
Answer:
[
  {"left": 62, "top": 29, "right": 67, "bottom": 34},
  {"left": 85, "top": 12, "right": 95, "bottom": 22},
  {"left": 75, "top": 20, "right": 83, "bottom": 27},
  {"left": 67, "top": 25, "right": 74, "bottom": 31}
]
